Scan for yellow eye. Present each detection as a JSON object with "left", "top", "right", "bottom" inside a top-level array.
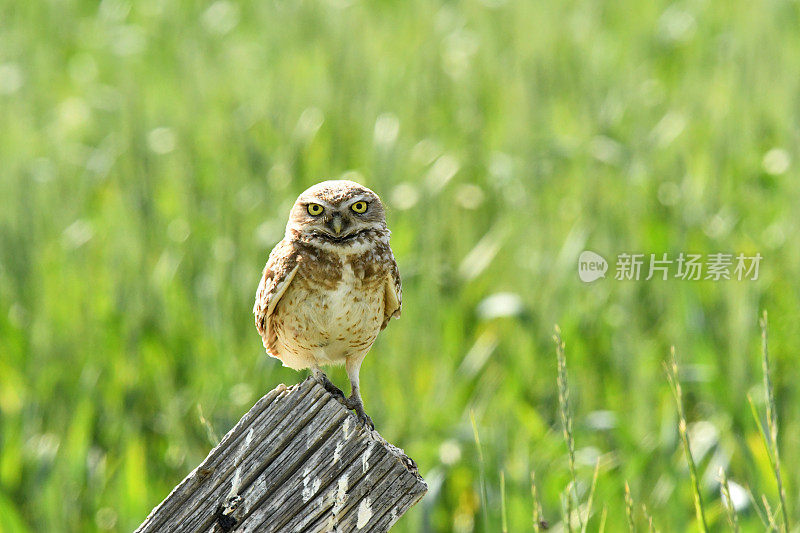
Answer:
[
  {"left": 307, "top": 203, "right": 324, "bottom": 216},
  {"left": 351, "top": 201, "right": 368, "bottom": 214}
]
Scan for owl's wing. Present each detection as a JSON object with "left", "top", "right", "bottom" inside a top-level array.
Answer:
[
  {"left": 254, "top": 239, "right": 300, "bottom": 355},
  {"left": 381, "top": 253, "right": 402, "bottom": 330}
]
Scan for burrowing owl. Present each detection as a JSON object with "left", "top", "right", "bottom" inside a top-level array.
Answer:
[{"left": 254, "top": 180, "right": 401, "bottom": 428}]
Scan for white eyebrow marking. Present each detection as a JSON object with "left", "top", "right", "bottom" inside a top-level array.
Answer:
[{"left": 345, "top": 196, "right": 369, "bottom": 205}]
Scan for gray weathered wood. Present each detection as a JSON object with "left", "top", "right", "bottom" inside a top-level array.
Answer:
[{"left": 135, "top": 378, "right": 427, "bottom": 532}]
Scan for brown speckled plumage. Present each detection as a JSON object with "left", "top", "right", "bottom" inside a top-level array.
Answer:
[{"left": 253, "top": 180, "right": 401, "bottom": 427}]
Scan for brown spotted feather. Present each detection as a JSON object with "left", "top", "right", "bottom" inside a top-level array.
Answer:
[
  {"left": 253, "top": 180, "right": 402, "bottom": 373},
  {"left": 253, "top": 239, "right": 300, "bottom": 356}
]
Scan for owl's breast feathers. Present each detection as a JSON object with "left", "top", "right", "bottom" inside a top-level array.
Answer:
[{"left": 253, "top": 232, "right": 402, "bottom": 365}]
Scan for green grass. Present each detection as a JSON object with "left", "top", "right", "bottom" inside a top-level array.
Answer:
[
  {"left": 2, "top": 0, "right": 800, "bottom": 531},
  {"left": 666, "top": 347, "right": 709, "bottom": 532}
]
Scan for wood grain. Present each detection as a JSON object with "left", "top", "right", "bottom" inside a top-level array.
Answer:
[{"left": 135, "top": 378, "right": 427, "bottom": 532}]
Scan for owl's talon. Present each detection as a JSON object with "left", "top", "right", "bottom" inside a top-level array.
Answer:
[
  {"left": 312, "top": 370, "right": 347, "bottom": 402},
  {"left": 327, "top": 386, "right": 347, "bottom": 402},
  {"left": 342, "top": 396, "right": 357, "bottom": 410},
  {"left": 356, "top": 410, "right": 374, "bottom": 431},
  {"left": 344, "top": 396, "right": 374, "bottom": 430}
]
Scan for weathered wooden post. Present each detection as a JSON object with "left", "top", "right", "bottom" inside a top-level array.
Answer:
[{"left": 135, "top": 378, "right": 427, "bottom": 532}]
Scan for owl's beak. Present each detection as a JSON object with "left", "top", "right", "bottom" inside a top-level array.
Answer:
[{"left": 330, "top": 215, "right": 343, "bottom": 235}]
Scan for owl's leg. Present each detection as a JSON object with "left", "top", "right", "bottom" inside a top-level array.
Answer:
[
  {"left": 344, "top": 358, "right": 373, "bottom": 430},
  {"left": 311, "top": 366, "right": 346, "bottom": 402}
]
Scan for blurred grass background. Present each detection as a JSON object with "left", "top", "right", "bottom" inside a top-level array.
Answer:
[{"left": 1, "top": 0, "right": 800, "bottom": 530}]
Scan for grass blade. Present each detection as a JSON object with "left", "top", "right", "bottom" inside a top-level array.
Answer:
[
  {"left": 642, "top": 504, "right": 656, "bottom": 533},
  {"left": 762, "top": 495, "right": 779, "bottom": 532},
  {"left": 580, "top": 458, "right": 601, "bottom": 533},
  {"left": 561, "top": 485, "right": 573, "bottom": 532},
  {"left": 759, "top": 312, "right": 790, "bottom": 532},
  {"left": 745, "top": 484, "right": 769, "bottom": 528},
  {"left": 718, "top": 467, "right": 740, "bottom": 532},
  {"left": 197, "top": 403, "right": 219, "bottom": 445},
  {"left": 624, "top": 481, "right": 636, "bottom": 533},
  {"left": 470, "top": 409, "right": 490, "bottom": 532},
  {"left": 501, "top": 470, "right": 508, "bottom": 533},
  {"left": 598, "top": 506, "right": 608, "bottom": 533},
  {"left": 665, "top": 347, "right": 709, "bottom": 533},
  {"left": 554, "top": 326, "right": 583, "bottom": 533},
  {"left": 531, "top": 471, "right": 546, "bottom": 531}
]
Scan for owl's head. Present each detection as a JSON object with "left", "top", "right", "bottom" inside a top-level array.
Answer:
[{"left": 286, "top": 180, "right": 387, "bottom": 242}]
